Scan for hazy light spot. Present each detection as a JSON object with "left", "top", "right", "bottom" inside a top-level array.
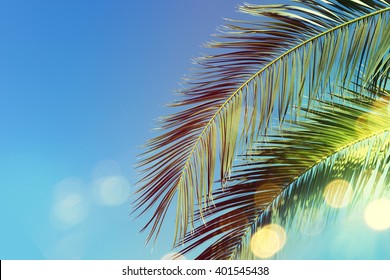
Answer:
[
  {"left": 55, "top": 177, "right": 84, "bottom": 191},
  {"left": 52, "top": 194, "right": 85, "bottom": 225},
  {"left": 364, "top": 199, "right": 390, "bottom": 231},
  {"left": 161, "top": 252, "right": 186, "bottom": 260},
  {"left": 250, "top": 224, "right": 286, "bottom": 258},
  {"left": 92, "top": 160, "right": 121, "bottom": 180},
  {"left": 50, "top": 178, "right": 89, "bottom": 229},
  {"left": 93, "top": 176, "right": 130, "bottom": 206},
  {"left": 323, "top": 179, "right": 353, "bottom": 208},
  {"left": 356, "top": 99, "right": 390, "bottom": 135}
]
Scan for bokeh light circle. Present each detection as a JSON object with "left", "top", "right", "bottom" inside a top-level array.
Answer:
[
  {"left": 364, "top": 199, "right": 390, "bottom": 231},
  {"left": 250, "top": 224, "right": 286, "bottom": 258},
  {"left": 323, "top": 179, "right": 353, "bottom": 208},
  {"left": 93, "top": 176, "right": 130, "bottom": 206},
  {"left": 50, "top": 177, "right": 89, "bottom": 229}
]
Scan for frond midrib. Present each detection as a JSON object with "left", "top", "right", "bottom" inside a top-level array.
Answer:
[
  {"left": 228, "top": 127, "right": 390, "bottom": 259},
  {"left": 177, "top": 6, "right": 390, "bottom": 189}
]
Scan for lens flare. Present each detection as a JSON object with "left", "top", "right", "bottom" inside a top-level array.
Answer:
[
  {"left": 52, "top": 194, "right": 85, "bottom": 224},
  {"left": 323, "top": 179, "right": 353, "bottom": 208},
  {"left": 250, "top": 224, "right": 286, "bottom": 258},
  {"left": 50, "top": 178, "right": 89, "bottom": 229},
  {"left": 355, "top": 98, "right": 390, "bottom": 136},
  {"left": 364, "top": 199, "right": 390, "bottom": 231},
  {"left": 93, "top": 176, "right": 130, "bottom": 206}
]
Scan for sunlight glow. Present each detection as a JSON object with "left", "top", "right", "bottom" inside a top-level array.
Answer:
[
  {"left": 250, "top": 224, "right": 286, "bottom": 259},
  {"left": 161, "top": 252, "right": 186, "bottom": 260},
  {"left": 52, "top": 194, "right": 85, "bottom": 224},
  {"left": 364, "top": 199, "right": 390, "bottom": 231},
  {"left": 355, "top": 98, "right": 390, "bottom": 136},
  {"left": 50, "top": 178, "right": 89, "bottom": 229},
  {"left": 323, "top": 179, "right": 353, "bottom": 208},
  {"left": 94, "top": 176, "right": 130, "bottom": 206}
]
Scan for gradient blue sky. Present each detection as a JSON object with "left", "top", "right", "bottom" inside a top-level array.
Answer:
[
  {"left": 1, "top": 0, "right": 389, "bottom": 260},
  {"left": 0, "top": 0, "right": 249, "bottom": 259}
]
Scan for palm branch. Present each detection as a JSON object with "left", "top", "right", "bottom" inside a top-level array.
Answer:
[
  {"left": 179, "top": 87, "right": 390, "bottom": 259},
  {"left": 134, "top": 0, "right": 390, "bottom": 259}
]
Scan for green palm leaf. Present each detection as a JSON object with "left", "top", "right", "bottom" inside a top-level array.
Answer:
[
  {"left": 134, "top": 0, "right": 390, "bottom": 255},
  {"left": 178, "top": 86, "right": 390, "bottom": 259}
]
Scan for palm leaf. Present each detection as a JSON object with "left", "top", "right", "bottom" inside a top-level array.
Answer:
[
  {"left": 134, "top": 0, "right": 390, "bottom": 250},
  {"left": 177, "top": 85, "right": 390, "bottom": 259}
]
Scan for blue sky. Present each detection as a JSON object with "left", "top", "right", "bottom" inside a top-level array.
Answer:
[
  {"left": 0, "top": 0, "right": 247, "bottom": 259},
  {"left": 1, "top": 0, "right": 389, "bottom": 260}
]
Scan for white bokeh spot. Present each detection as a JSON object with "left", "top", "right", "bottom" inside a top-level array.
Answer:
[
  {"left": 50, "top": 177, "right": 89, "bottom": 229},
  {"left": 93, "top": 176, "right": 130, "bottom": 206}
]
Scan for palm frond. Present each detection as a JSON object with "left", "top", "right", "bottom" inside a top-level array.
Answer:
[
  {"left": 134, "top": 0, "right": 390, "bottom": 249},
  {"left": 177, "top": 85, "right": 390, "bottom": 259}
]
